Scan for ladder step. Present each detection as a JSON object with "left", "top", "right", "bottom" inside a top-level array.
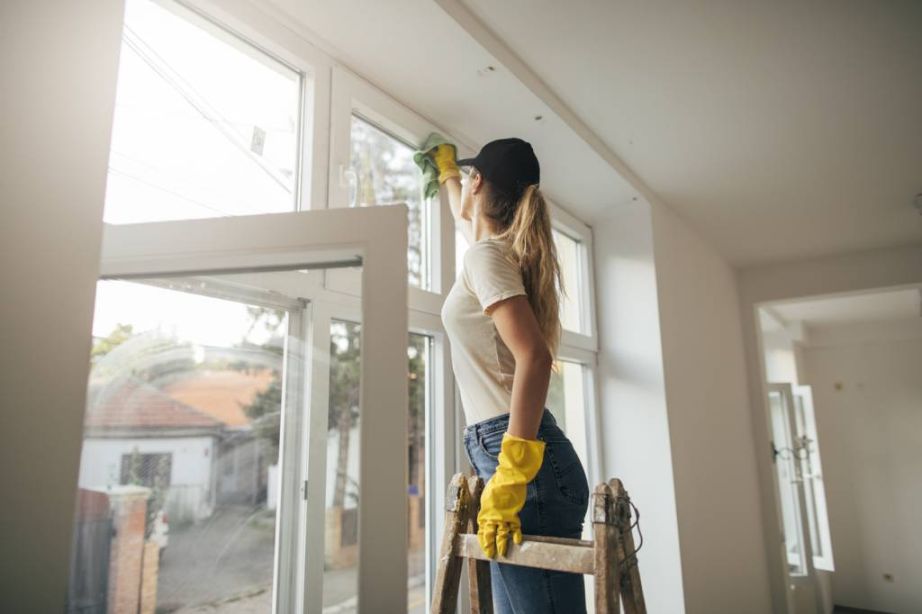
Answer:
[
  {"left": 432, "top": 473, "right": 646, "bottom": 614},
  {"left": 455, "top": 533, "right": 596, "bottom": 575}
]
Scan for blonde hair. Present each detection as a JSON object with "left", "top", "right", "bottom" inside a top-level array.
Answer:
[{"left": 484, "top": 180, "right": 565, "bottom": 373}]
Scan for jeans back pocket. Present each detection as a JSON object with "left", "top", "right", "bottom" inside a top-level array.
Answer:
[{"left": 541, "top": 436, "right": 590, "bottom": 507}]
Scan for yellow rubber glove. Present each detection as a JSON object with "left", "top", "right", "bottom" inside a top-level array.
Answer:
[
  {"left": 477, "top": 432, "right": 546, "bottom": 558},
  {"left": 428, "top": 143, "right": 461, "bottom": 184}
]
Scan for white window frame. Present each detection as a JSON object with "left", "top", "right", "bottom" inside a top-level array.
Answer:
[
  {"left": 547, "top": 200, "right": 599, "bottom": 350},
  {"left": 155, "top": 0, "right": 333, "bottom": 217},
  {"left": 325, "top": 65, "right": 480, "bottom": 607},
  {"left": 546, "top": 205, "right": 604, "bottom": 518},
  {"left": 791, "top": 384, "right": 834, "bottom": 572},
  {"left": 326, "top": 65, "right": 478, "bottom": 299},
  {"left": 98, "top": 205, "right": 410, "bottom": 613}
]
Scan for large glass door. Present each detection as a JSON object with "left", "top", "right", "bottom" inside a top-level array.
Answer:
[
  {"left": 67, "top": 206, "right": 410, "bottom": 613},
  {"left": 767, "top": 383, "right": 824, "bottom": 614},
  {"left": 73, "top": 272, "right": 310, "bottom": 613},
  {"left": 790, "top": 385, "right": 834, "bottom": 573}
]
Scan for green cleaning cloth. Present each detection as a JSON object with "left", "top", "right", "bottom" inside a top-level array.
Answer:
[{"left": 413, "top": 132, "right": 457, "bottom": 200}]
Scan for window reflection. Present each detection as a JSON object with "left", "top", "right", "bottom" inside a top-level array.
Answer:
[
  {"left": 105, "top": 0, "right": 301, "bottom": 224},
  {"left": 349, "top": 116, "right": 429, "bottom": 290}
]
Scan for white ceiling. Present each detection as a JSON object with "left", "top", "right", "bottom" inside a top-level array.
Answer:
[
  {"left": 263, "top": 0, "right": 922, "bottom": 266},
  {"left": 263, "top": 0, "right": 636, "bottom": 217},
  {"left": 771, "top": 287, "right": 922, "bottom": 328}
]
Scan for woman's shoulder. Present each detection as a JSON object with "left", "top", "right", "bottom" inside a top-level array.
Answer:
[
  {"left": 463, "top": 237, "right": 521, "bottom": 284},
  {"left": 465, "top": 237, "right": 514, "bottom": 263},
  {"left": 471, "top": 236, "right": 506, "bottom": 246}
]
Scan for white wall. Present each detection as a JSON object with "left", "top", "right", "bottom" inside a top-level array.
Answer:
[
  {"left": 79, "top": 436, "right": 217, "bottom": 521},
  {"left": 759, "top": 323, "right": 801, "bottom": 385},
  {"left": 79, "top": 436, "right": 214, "bottom": 489},
  {"left": 650, "top": 202, "right": 772, "bottom": 614},
  {"left": 593, "top": 200, "right": 686, "bottom": 613},
  {"left": 0, "top": 2, "right": 125, "bottom": 611},
  {"left": 738, "top": 243, "right": 922, "bottom": 614},
  {"left": 802, "top": 319, "right": 922, "bottom": 614},
  {"left": 594, "top": 200, "right": 774, "bottom": 613}
]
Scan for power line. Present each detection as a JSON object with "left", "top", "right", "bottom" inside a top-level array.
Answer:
[
  {"left": 108, "top": 165, "right": 230, "bottom": 216},
  {"left": 122, "top": 25, "right": 293, "bottom": 194}
]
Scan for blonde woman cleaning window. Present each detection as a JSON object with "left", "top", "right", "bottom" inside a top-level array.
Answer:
[{"left": 431, "top": 138, "right": 590, "bottom": 613}]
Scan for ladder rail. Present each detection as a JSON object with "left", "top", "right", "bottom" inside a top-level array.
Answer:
[
  {"left": 456, "top": 533, "right": 596, "bottom": 574},
  {"left": 431, "top": 472, "right": 646, "bottom": 614}
]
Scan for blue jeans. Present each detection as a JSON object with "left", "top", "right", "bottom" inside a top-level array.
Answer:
[{"left": 462, "top": 407, "right": 590, "bottom": 614}]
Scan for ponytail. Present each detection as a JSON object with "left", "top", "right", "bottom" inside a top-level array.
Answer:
[{"left": 493, "top": 184, "right": 565, "bottom": 372}]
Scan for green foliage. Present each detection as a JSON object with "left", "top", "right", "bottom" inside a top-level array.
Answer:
[
  {"left": 125, "top": 446, "right": 142, "bottom": 486},
  {"left": 123, "top": 447, "right": 169, "bottom": 539},
  {"left": 90, "top": 324, "right": 196, "bottom": 384},
  {"left": 90, "top": 323, "right": 134, "bottom": 363},
  {"left": 241, "top": 373, "right": 282, "bottom": 459},
  {"left": 350, "top": 117, "right": 425, "bottom": 287},
  {"left": 407, "top": 334, "right": 427, "bottom": 487},
  {"left": 329, "top": 320, "right": 361, "bottom": 430},
  {"left": 236, "top": 306, "right": 287, "bottom": 457}
]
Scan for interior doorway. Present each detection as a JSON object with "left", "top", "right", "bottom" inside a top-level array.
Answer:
[{"left": 756, "top": 284, "right": 922, "bottom": 614}]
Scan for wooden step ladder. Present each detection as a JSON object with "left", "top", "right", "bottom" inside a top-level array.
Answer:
[{"left": 431, "top": 472, "right": 646, "bottom": 614}]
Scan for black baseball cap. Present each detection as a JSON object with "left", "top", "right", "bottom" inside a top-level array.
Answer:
[{"left": 457, "top": 137, "right": 540, "bottom": 194}]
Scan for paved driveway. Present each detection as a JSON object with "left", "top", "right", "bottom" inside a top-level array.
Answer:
[
  {"left": 156, "top": 505, "right": 427, "bottom": 613},
  {"left": 157, "top": 505, "right": 275, "bottom": 612}
]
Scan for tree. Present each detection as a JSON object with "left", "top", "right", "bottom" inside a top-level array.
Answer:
[
  {"left": 329, "top": 321, "right": 361, "bottom": 508},
  {"left": 235, "top": 307, "right": 286, "bottom": 465},
  {"left": 240, "top": 373, "right": 282, "bottom": 460},
  {"left": 90, "top": 324, "right": 195, "bottom": 384},
  {"left": 407, "top": 335, "right": 427, "bottom": 493},
  {"left": 90, "top": 323, "right": 134, "bottom": 364},
  {"left": 123, "top": 446, "right": 169, "bottom": 538},
  {"left": 349, "top": 118, "right": 425, "bottom": 287}
]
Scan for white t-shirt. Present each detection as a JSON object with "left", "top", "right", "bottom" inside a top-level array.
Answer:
[{"left": 440, "top": 237, "right": 528, "bottom": 426}]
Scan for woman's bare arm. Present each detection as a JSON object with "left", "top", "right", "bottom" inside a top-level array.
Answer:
[
  {"left": 441, "top": 176, "right": 475, "bottom": 245},
  {"left": 487, "top": 295, "right": 553, "bottom": 439}
]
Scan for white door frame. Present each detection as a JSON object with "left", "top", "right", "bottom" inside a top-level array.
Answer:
[{"left": 98, "top": 204, "right": 410, "bottom": 613}]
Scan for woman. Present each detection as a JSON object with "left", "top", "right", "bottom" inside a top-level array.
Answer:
[{"left": 431, "top": 137, "right": 590, "bottom": 613}]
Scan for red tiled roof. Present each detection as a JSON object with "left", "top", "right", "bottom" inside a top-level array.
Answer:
[
  {"left": 85, "top": 377, "right": 222, "bottom": 430},
  {"left": 163, "top": 368, "right": 275, "bottom": 428}
]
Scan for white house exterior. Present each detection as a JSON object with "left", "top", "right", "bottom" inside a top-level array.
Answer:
[{"left": 78, "top": 435, "right": 217, "bottom": 522}]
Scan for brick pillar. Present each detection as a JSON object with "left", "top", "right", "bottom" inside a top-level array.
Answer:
[
  {"left": 325, "top": 506, "right": 358, "bottom": 569},
  {"left": 139, "top": 541, "right": 159, "bottom": 614},
  {"left": 106, "top": 486, "right": 151, "bottom": 614}
]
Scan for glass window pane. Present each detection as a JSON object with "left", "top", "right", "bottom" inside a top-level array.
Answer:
[
  {"left": 70, "top": 279, "right": 288, "bottom": 612},
  {"left": 793, "top": 391, "right": 833, "bottom": 569},
  {"left": 546, "top": 360, "right": 588, "bottom": 465},
  {"left": 546, "top": 359, "right": 591, "bottom": 542},
  {"left": 553, "top": 229, "right": 583, "bottom": 333},
  {"left": 349, "top": 115, "right": 429, "bottom": 290},
  {"left": 105, "top": 0, "right": 302, "bottom": 224},
  {"left": 323, "top": 325, "right": 431, "bottom": 613},
  {"left": 769, "top": 390, "right": 807, "bottom": 576},
  {"left": 407, "top": 333, "right": 431, "bottom": 612},
  {"left": 326, "top": 319, "right": 361, "bottom": 610}
]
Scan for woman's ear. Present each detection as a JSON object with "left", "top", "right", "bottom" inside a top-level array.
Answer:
[{"left": 471, "top": 172, "right": 483, "bottom": 195}]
